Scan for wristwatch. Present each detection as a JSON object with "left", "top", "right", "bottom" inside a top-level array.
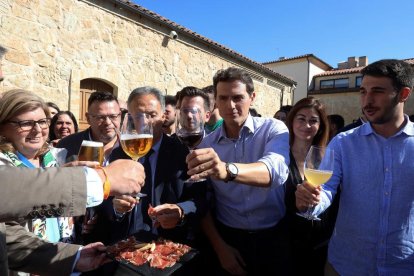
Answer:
[{"left": 225, "top": 162, "right": 239, "bottom": 182}]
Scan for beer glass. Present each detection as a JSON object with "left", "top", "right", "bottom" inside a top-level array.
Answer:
[
  {"left": 176, "top": 106, "right": 205, "bottom": 183},
  {"left": 297, "top": 146, "right": 334, "bottom": 221},
  {"left": 120, "top": 113, "right": 153, "bottom": 161},
  {"left": 77, "top": 140, "right": 104, "bottom": 243},
  {"left": 77, "top": 140, "right": 104, "bottom": 165}
]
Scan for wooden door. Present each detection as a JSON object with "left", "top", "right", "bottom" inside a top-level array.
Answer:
[{"left": 79, "top": 78, "right": 114, "bottom": 130}]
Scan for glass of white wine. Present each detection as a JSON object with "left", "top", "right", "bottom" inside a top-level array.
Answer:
[{"left": 297, "top": 145, "right": 334, "bottom": 221}]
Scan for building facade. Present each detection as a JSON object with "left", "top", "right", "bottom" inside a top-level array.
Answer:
[
  {"left": 263, "top": 54, "right": 332, "bottom": 104},
  {"left": 309, "top": 57, "right": 414, "bottom": 124},
  {"left": 0, "top": 0, "right": 295, "bottom": 128}
]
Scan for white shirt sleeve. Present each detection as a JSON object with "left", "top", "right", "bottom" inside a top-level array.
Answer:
[{"left": 84, "top": 167, "right": 104, "bottom": 208}]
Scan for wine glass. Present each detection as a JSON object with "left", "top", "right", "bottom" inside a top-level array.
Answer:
[
  {"left": 120, "top": 112, "right": 153, "bottom": 198},
  {"left": 297, "top": 146, "right": 334, "bottom": 221},
  {"left": 176, "top": 106, "right": 205, "bottom": 183},
  {"left": 120, "top": 113, "right": 153, "bottom": 161}
]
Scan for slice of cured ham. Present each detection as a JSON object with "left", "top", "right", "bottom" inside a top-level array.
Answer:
[{"left": 109, "top": 237, "right": 191, "bottom": 270}]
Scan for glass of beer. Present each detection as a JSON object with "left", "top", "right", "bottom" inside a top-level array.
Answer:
[
  {"left": 120, "top": 113, "right": 153, "bottom": 161},
  {"left": 77, "top": 140, "right": 104, "bottom": 165},
  {"left": 297, "top": 146, "right": 334, "bottom": 221}
]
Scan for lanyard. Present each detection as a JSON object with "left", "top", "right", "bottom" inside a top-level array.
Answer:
[{"left": 16, "top": 151, "right": 37, "bottom": 169}]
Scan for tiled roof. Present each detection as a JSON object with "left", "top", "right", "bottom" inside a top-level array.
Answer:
[
  {"left": 314, "top": 66, "right": 364, "bottom": 77},
  {"left": 262, "top": 54, "right": 332, "bottom": 69},
  {"left": 315, "top": 58, "right": 414, "bottom": 77},
  {"left": 112, "top": 0, "right": 296, "bottom": 85},
  {"left": 404, "top": 58, "right": 414, "bottom": 64}
]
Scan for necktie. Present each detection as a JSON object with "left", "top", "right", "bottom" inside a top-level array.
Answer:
[{"left": 141, "top": 149, "right": 154, "bottom": 228}]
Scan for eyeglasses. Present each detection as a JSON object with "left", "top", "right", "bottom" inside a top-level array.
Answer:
[
  {"left": 294, "top": 116, "right": 320, "bottom": 126},
  {"left": 88, "top": 113, "right": 121, "bottom": 122},
  {"left": 8, "top": 118, "right": 51, "bottom": 131}
]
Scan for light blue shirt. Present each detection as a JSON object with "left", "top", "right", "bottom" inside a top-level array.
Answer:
[
  {"left": 315, "top": 115, "right": 414, "bottom": 275},
  {"left": 199, "top": 115, "right": 289, "bottom": 230}
]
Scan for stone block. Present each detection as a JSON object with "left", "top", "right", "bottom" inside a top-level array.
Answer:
[{"left": 5, "top": 50, "right": 31, "bottom": 66}]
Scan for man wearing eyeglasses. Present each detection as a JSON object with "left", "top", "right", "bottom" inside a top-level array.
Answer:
[
  {"left": 57, "top": 90, "right": 122, "bottom": 244},
  {"left": 57, "top": 91, "right": 121, "bottom": 165}
]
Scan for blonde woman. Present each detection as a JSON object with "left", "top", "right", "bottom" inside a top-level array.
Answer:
[{"left": 0, "top": 89, "right": 73, "bottom": 242}]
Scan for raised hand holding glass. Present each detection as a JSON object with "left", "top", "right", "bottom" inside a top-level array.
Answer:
[{"left": 297, "top": 145, "right": 334, "bottom": 221}]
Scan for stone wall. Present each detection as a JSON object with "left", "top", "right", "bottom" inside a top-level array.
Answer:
[{"left": 0, "top": 0, "right": 292, "bottom": 120}]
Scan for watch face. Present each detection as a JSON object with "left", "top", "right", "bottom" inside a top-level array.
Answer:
[{"left": 228, "top": 163, "right": 238, "bottom": 175}]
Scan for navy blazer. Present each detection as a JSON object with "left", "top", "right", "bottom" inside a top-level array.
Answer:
[{"left": 93, "top": 134, "right": 208, "bottom": 246}]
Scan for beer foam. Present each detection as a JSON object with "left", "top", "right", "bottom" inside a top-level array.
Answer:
[
  {"left": 81, "top": 140, "right": 104, "bottom": 147},
  {"left": 121, "top": 133, "right": 153, "bottom": 140}
]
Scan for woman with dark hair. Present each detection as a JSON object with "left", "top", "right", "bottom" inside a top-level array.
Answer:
[
  {"left": 49, "top": 111, "right": 78, "bottom": 146},
  {"left": 284, "top": 97, "right": 338, "bottom": 275}
]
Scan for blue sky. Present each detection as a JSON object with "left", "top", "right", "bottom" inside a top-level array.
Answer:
[{"left": 134, "top": 0, "right": 414, "bottom": 67}]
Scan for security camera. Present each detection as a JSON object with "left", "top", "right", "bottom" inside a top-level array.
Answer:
[{"left": 169, "top": 31, "right": 178, "bottom": 40}]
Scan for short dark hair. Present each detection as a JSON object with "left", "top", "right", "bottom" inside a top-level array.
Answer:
[
  {"left": 46, "top": 102, "right": 60, "bottom": 113},
  {"left": 328, "top": 114, "right": 345, "bottom": 130},
  {"left": 178, "top": 86, "right": 210, "bottom": 112},
  {"left": 213, "top": 67, "right": 254, "bottom": 97},
  {"left": 128, "top": 86, "right": 165, "bottom": 111},
  {"left": 88, "top": 91, "right": 118, "bottom": 108},
  {"left": 165, "top": 95, "right": 177, "bottom": 107},
  {"left": 49, "top": 110, "right": 79, "bottom": 141},
  {"left": 361, "top": 59, "right": 414, "bottom": 91},
  {"left": 0, "top": 45, "right": 6, "bottom": 58},
  {"left": 249, "top": 108, "right": 261, "bottom": 117},
  {"left": 202, "top": 85, "right": 214, "bottom": 95}
]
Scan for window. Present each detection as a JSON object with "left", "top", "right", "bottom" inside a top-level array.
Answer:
[
  {"left": 320, "top": 80, "right": 334, "bottom": 89},
  {"left": 320, "top": 78, "right": 349, "bottom": 89},
  {"left": 355, "top": 76, "right": 362, "bottom": 87}
]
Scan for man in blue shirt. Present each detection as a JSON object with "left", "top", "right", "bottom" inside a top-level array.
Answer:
[
  {"left": 296, "top": 59, "right": 414, "bottom": 275},
  {"left": 186, "top": 67, "right": 290, "bottom": 275}
]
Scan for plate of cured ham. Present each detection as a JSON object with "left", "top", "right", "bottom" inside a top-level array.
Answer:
[{"left": 106, "top": 235, "right": 197, "bottom": 275}]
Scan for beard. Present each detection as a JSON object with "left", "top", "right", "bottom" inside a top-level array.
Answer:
[
  {"left": 163, "top": 119, "right": 175, "bottom": 127},
  {"left": 363, "top": 94, "right": 400, "bottom": 125}
]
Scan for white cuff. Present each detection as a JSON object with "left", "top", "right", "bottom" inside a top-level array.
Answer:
[{"left": 84, "top": 167, "right": 104, "bottom": 208}]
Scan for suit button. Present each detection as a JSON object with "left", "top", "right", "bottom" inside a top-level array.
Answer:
[
  {"left": 47, "top": 209, "right": 55, "bottom": 217},
  {"left": 29, "top": 210, "right": 39, "bottom": 218},
  {"left": 39, "top": 209, "right": 47, "bottom": 218},
  {"left": 56, "top": 208, "right": 64, "bottom": 216}
]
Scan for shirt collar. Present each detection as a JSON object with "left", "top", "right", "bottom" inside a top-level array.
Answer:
[
  {"left": 218, "top": 115, "right": 254, "bottom": 142},
  {"left": 360, "top": 114, "right": 414, "bottom": 137}
]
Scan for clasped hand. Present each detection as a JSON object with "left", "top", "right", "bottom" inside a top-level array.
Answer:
[
  {"left": 295, "top": 181, "right": 322, "bottom": 211},
  {"left": 113, "top": 196, "right": 183, "bottom": 229}
]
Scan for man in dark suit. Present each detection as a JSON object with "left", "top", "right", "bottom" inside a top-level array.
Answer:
[
  {"left": 57, "top": 91, "right": 122, "bottom": 164},
  {"left": 57, "top": 91, "right": 123, "bottom": 244},
  {"left": 96, "top": 86, "right": 208, "bottom": 247}
]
